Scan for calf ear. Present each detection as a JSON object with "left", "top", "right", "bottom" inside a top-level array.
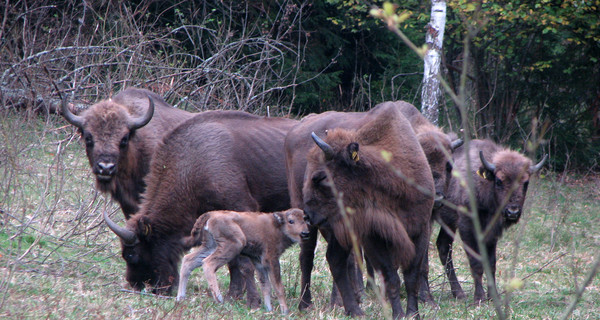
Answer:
[{"left": 274, "top": 212, "right": 285, "bottom": 226}]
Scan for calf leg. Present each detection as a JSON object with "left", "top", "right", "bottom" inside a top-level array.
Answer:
[
  {"left": 267, "top": 259, "right": 289, "bottom": 314},
  {"left": 177, "top": 244, "right": 216, "bottom": 301},
  {"left": 436, "top": 224, "right": 466, "bottom": 299},
  {"left": 254, "top": 261, "right": 273, "bottom": 312}
]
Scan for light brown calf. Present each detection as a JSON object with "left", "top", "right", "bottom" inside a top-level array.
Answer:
[{"left": 176, "top": 208, "right": 309, "bottom": 314}]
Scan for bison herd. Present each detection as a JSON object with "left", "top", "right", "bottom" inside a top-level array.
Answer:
[{"left": 61, "top": 87, "right": 547, "bottom": 318}]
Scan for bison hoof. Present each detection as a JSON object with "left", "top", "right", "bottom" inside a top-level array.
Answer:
[
  {"left": 176, "top": 294, "right": 185, "bottom": 302},
  {"left": 298, "top": 299, "right": 313, "bottom": 311},
  {"left": 216, "top": 294, "right": 224, "bottom": 303}
]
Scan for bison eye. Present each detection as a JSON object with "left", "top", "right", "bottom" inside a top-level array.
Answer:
[
  {"left": 84, "top": 133, "right": 94, "bottom": 148},
  {"left": 312, "top": 171, "right": 327, "bottom": 185},
  {"left": 288, "top": 219, "right": 295, "bottom": 224},
  {"left": 120, "top": 133, "right": 130, "bottom": 148},
  {"left": 495, "top": 178, "right": 503, "bottom": 188}
]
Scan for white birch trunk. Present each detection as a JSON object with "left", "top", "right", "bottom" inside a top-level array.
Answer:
[{"left": 421, "top": 0, "right": 447, "bottom": 125}]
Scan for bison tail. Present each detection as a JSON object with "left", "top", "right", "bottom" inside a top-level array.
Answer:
[{"left": 183, "top": 213, "right": 214, "bottom": 249}]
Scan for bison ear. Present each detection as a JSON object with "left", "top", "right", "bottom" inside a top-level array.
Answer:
[
  {"left": 345, "top": 142, "right": 360, "bottom": 164},
  {"left": 476, "top": 166, "right": 495, "bottom": 181},
  {"left": 273, "top": 212, "right": 285, "bottom": 226},
  {"left": 137, "top": 216, "right": 153, "bottom": 239}
]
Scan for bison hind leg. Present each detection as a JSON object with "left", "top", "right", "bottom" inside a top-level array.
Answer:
[{"left": 177, "top": 234, "right": 218, "bottom": 301}]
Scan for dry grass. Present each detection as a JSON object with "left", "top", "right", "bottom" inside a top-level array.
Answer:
[{"left": 1, "top": 111, "right": 599, "bottom": 319}]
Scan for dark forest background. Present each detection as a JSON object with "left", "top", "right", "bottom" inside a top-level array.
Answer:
[{"left": 1, "top": 0, "right": 598, "bottom": 170}]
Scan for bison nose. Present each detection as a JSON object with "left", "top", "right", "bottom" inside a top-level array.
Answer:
[
  {"left": 97, "top": 162, "right": 116, "bottom": 176},
  {"left": 504, "top": 206, "right": 521, "bottom": 220},
  {"left": 300, "top": 231, "right": 311, "bottom": 240}
]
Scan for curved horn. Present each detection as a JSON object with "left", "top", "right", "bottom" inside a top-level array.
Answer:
[
  {"left": 127, "top": 95, "right": 155, "bottom": 130},
  {"left": 450, "top": 138, "right": 464, "bottom": 151},
  {"left": 103, "top": 211, "right": 138, "bottom": 245},
  {"left": 479, "top": 150, "right": 496, "bottom": 172},
  {"left": 530, "top": 154, "right": 548, "bottom": 173},
  {"left": 61, "top": 97, "right": 85, "bottom": 129},
  {"left": 311, "top": 132, "right": 334, "bottom": 160}
]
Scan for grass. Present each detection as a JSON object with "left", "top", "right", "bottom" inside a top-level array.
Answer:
[{"left": 1, "top": 112, "right": 599, "bottom": 319}]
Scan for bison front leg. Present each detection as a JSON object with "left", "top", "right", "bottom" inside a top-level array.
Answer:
[
  {"left": 436, "top": 223, "right": 466, "bottom": 300},
  {"left": 298, "top": 225, "right": 319, "bottom": 310},
  {"left": 267, "top": 259, "right": 289, "bottom": 314},
  {"left": 326, "top": 237, "right": 364, "bottom": 317},
  {"left": 227, "top": 256, "right": 261, "bottom": 308},
  {"left": 254, "top": 262, "right": 273, "bottom": 312}
]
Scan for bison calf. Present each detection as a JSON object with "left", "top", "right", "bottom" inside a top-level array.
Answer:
[{"left": 177, "top": 208, "right": 309, "bottom": 314}]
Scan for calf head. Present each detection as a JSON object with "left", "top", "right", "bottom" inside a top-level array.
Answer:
[
  {"left": 104, "top": 211, "right": 182, "bottom": 294},
  {"left": 478, "top": 150, "right": 547, "bottom": 224},
  {"left": 275, "top": 208, "right": 310, "bottom": 242},
  {"left": 417, "top": 131, "right": 463, "bottom": 208},
  {"left": 62, "top": 96, "right": 154, "bottom": 192}
]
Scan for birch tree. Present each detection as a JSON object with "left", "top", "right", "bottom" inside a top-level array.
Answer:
[{"left": 421, "top": 0, "right": 447, "bottom": 125}]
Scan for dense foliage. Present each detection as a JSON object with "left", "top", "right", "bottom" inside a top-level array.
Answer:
[{"left": 1, "top": 0, "right": 598, "bottom": 170}]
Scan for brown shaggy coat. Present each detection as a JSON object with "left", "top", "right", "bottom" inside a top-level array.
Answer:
[
  {"left": 177, "top": 208, "right": 309, "bottom": 314},
  {"left": 436, "top": 139, "right": 546, "bottom": 302},
  {"left": 302, "top": 104, "right": 434, "bottom": 318},
  {"left": 104, "top": 111, "right": 297, "bottom": 300}
]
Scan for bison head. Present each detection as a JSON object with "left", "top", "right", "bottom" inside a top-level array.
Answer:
[
  {"left": 276, "top": 208, "right": 311, "bottom": 242},
  {"left": 302, "top": 131, "right": 357, "bottom": 229},
  {"left": 103, "top": 211, "right": 183, "bottom": 294},
  {"left": 478, "top": 150, "right": 547, "bottom": 224},
  {"left": 417, "top": 132, "right": 463, "bottom": 209},
  {"left": 62, "top": 96, "right": 154, "bottom": 191}
]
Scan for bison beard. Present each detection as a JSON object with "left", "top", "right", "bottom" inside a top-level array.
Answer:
[
  {"left": 301, "top": 104, "right": 434, "bottom": 319},
  {"left": 104, "top": 110, "right": 297, "bottom": 304},
  {"left": 434, "top": 139, "right": 547, "bottom": 302}
]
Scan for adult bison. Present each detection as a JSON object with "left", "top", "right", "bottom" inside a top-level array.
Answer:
[
  {"left": 103, "top": 110, "right": 297, "bottom": 301},
  {"left": 61, "top": 87, "right": 192, "bottom": 218},
  {"left": 435, "top": 139, "right": 547, "bottom": 302},
  {"left": 286, "top": 104, "right": 396, "bottom": 312},
  {"left": 288, "top": 104, "right": 434, "bottom": 318}
]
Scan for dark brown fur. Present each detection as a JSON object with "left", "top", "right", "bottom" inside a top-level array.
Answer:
[
  {"left": 301, "top": 105, "right": 434, "bottom": 318},
  {"left": 177, "top": 208, "right": 309, "bottom": 314},
  {"left": 379, "top": 101, "right": 463, "bottom": 303},
  {"left": 63, "top": 87, "right": 192, "bottom": 218},
  {"left": 106, "top": 111, "right": 297, "bottom": 299},
  {"left": 436, "top": 139, "right": 544, "bottom": 302}
]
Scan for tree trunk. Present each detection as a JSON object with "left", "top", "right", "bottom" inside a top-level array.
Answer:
[{"left": 421, "top": 0, "right": 447, "bottom": 125}]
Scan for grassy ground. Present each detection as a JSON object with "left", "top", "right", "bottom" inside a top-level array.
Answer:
[{"left": 1, "top": 112, "right": 598, "bottom": 319}]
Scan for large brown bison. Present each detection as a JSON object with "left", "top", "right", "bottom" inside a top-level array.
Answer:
[
  {"left": 286, "top": 104, "right": 400, "bottom": 312},
  {"left": 103, "top": 110, "right": 297, "bottom": 299},
  {"left": 61, "top": 87, "right": 192, "bottom": 218},
  {"left": 297, "top": 104, "right": 434, "bottom": 318},
  {"left": 435, "top": 139, "right": 547, "bottom": 302}
]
